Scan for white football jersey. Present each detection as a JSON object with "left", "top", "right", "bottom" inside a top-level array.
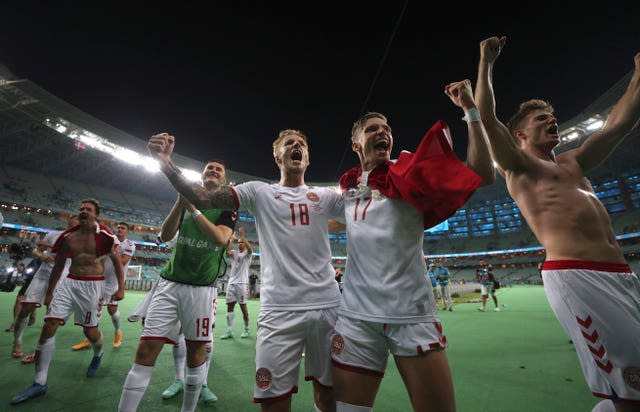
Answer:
[
  {"left": 340, "top": 182, "right": 437, "bottom": 323},
  {"left": 232, "top": 182, "right": 343, "bottom": 310},
  {"left": 104, "top": 238, "right": 136, "bottom": 283},
  {"left": 33, "top": 230, "right": 64, "bottom": 277},
  {"left": 226, "top": 249, "right": 252, "bottom": 285}
]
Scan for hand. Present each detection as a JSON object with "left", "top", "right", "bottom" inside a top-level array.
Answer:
[
  {"left": 43, "top": 255, "right": 55, "bottom": 263},
  {"left": 444, "top": 79, "right": 475, "bottom": 110},
  {"left": 480, "top": 36, "right": 506, "bottom": 64},
  {"left": 148, "top": 132, "right": 175, "bottom": 163},
  {"left": 179, "top": 195, "right": 195, "bottom": 211},
  {"left": 111, "top": 287, "right": 125, "bottom": 302}
]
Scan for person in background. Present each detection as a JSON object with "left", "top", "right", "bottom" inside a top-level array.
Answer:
[
  {"left": 11, "top": 216, "right": 78, "bottom": 363},
  {"left": 221, "top": 227, "right": 253, "bottom": 340},
  {"left": 335, "top": 268, "right": 344, "bottom": 294},
  {"left": 249, "top": 270, "right": 259, "bottom": 298},
  {"left": 435, "top": 261, "right": 453, "bottom": 312},
  {"left": 426, "top": 262, "right": 441, "bottom": 304}
]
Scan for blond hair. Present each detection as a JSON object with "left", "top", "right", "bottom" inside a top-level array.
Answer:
[{"left": 272, "top": 129, "right": 308, "bottom": 156}]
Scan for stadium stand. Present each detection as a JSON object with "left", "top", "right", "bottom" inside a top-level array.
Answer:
[{"left": 1, "top": 63, "right": 640, "bottom": 295}]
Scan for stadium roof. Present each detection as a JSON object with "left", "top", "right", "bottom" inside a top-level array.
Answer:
[
  {"left": 0, "top": 65, "right": 267, "bottom": 204},
  {"left": 1, "top": 64, "right": 639, "bottom": 207}
]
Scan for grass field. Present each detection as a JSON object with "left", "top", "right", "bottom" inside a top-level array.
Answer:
[{"left": 0, "top": 286, "right": 601, "bottom": 411}]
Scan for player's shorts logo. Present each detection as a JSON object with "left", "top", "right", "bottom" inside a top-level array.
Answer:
[
  {"left": 256, "top": 367, "right": 273, "bottom": 390},
  {"left": 307, "top": 192, "right": 320, "bottom": 202},
  {"left": 623, "top": 367, "right": 640, "bottom": 391},
  {"left": 331, "top": 334, "right": 345, "bottom": 355}
]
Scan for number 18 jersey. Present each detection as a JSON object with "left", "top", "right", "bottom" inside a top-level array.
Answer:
[{"left": 231, "top": 182, "right": 344, "bottom": 310}]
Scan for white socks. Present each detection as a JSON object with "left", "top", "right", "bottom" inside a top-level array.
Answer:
[
  {"left": 227, "top": 313, "right": 235, "bottom": 330},
  {"left": 592, "top": 399, "right": 616, "bottom": 412},
  {"left": 91, "top": 331, "right": 104, "bottom": 356},
  {"left": 182, "top": 363, "right": 206, "bottom": 412},
  {"left": 174, "top": 334, "right": 186, "bottom": 381},
  {"left": 35, "top": 337, "right": 55, "bottom": 385},
  {"left": 118, "top": 363, "right": 153, "bottom": 412},
  {"left": 336, "top": 401, "right": 372, "bottom": 411},
  {"left": 204, "top": 342, "right": 213, "bottom": 379},
  {"left": 111, "top": 310, "right": 121, "bottom": 333},
  {"left": 13, "top": 316, "right": 29, "bottom": 346}
]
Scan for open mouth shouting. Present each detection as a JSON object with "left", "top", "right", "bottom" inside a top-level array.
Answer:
[
  {"left": 291, "top": 148, "right": 303, "bottom": 162},
  {"left": 373, "top": 135, "right": 391, "bottom": 155}
]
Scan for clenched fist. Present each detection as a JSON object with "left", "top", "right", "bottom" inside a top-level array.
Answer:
[
  {"left": 444, "top": 79, "right": 475, "bottom": 111},
  {"left": 148, "top": 132, "right": 175, "bottom": 163}
]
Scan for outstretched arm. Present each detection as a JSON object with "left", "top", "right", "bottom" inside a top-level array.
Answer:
[
  {"left": 575, "top": 52, "right": 640, "bottom": 172},
  {"left": 32, "top": 240, "right": 54, "bottom": 263},
  {"left": 475, "top": 36, "right": 528, "bottom": 173},
  {"left": 148, "top": 132, "right": 237, "bottom": 210},
  {"left": 238, "top": 227, "right": 253, "bottom": 255},
  {"left": 444, "top": 79, "right": 495, "bottom": 185}
]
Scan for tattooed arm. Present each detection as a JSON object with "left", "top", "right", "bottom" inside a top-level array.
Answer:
[{"left": 148, "top": 132, "right": 237, "bottom": 210}]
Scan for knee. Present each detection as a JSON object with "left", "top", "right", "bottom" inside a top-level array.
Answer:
[
  {"left": 135, "top": 342, "right": 160, "bottom": 366},
  {"left": 314, "top": 387, "right": 335, "bottom": 412},
  {"left": 41, "top": 319, "right": 58, "bottom": 336},
  {"left": 85, "top": 327, "right": 102, "bottom": 340},
  {"left": 19, "top": 304, "right": 33, "bottom": 318}
]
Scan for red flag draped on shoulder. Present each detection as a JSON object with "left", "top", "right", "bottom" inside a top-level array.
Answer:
[
  {"left": 339, "top": 120, "right": 482, "bottom": 229},
  {"left": 52, "top": 222, "right": 119, "bottom": 257}
]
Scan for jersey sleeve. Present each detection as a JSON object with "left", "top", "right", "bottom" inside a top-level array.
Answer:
[
  {"left": 215, "top": 210, "right": 238, "bottom": 231},
  {"left": 121, "top": 240, "right": 136, "bottom": 257},
  {"left": 231, "top": 181, "right": 270, "bottom": 216},
  {"left": 42, "top": 230, "right": 60, "bottom": 247},
  {"left": 325, "top": 188, "right": 346, "bottom": 222}
]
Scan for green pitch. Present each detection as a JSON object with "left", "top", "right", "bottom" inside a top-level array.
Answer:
[{"left": 0, "top": 286, "right": 599, "bottom": 411}]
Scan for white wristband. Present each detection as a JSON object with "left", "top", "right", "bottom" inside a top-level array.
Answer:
[
  {"left": 192, "top": 209, "right": 202, "bottom": 218},
  {"left": 462, "top": 107, "right": 481, "bottom": 123}
]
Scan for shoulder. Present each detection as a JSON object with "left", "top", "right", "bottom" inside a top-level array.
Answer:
[
  {"left": 123, "top": 239, "right": 136, "bottom": 251},
  {"left": 235, "top": 180, "right": 269, "bottom": 190},
  {"left": 309, "top": 186, "right": 340, "bottom": 199},
  {"left": 338, "top": 166, "right": 362, "bottom": 191},
  {"left": 98, "top": 223, "right": 115, "bottom": 234},
  {"left": 216, "top": 209, "right": 238, "bottom": 223},
  {"left": 233, "top": 181, "right": 277, "bottom": 202}
]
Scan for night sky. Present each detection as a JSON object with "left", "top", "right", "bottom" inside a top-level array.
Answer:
[{"left": 2, "top": 3, "right": 639, "bottom": 182}]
